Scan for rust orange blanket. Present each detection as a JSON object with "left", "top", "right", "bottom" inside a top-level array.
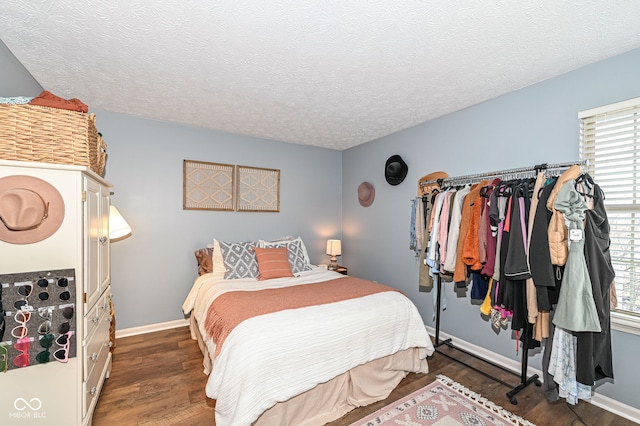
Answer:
[{"left": 204, "top": 276, "right": 399, "bottom": 356}]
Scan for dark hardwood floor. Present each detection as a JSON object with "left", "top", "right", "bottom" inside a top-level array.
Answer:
[{"left": 93, "top": 326, "right": 634, "bottom": 425}]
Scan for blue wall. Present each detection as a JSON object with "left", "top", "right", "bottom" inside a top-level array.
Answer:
[
  {"left": 0, "top": 40, "right": 42, "bottom": 95},
  {"left": 342, "top": 48, "right": 640, "bottom": 409},
  {"left": 98, "top": 112, "right": 342, "bottom": 329}
]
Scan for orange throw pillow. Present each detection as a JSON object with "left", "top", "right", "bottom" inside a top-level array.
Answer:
[{"left": 254, "top": 247, "right": 294, "bottom": 280}]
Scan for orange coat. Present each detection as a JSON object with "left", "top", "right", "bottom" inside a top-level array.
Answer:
[
  {"left": 462, "top": 180, "right": 490, "bottom": 271},
  {"left": 453, "top": 180, "right": 489, "bottom": 282}
]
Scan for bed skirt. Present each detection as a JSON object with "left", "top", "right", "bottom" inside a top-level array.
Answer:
[{"left": 188, "top": 316, "right": 429, "bottom": 425}]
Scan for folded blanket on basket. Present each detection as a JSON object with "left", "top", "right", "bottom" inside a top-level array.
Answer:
[{"left": 29, "top": 90, "right": 88, "bottom": 113}]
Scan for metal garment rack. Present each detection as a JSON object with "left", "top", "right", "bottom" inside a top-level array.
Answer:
[{"left": 420, "top": 160, "right": 587, "bottom": 404}]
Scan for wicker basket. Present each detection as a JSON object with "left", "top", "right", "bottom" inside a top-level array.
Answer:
[{"left": 0, "top": 104, "right": 107, "bottom": 175}]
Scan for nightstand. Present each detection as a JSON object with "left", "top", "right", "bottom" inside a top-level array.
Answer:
[{"left": 335, "top": 266, "right": 348, "bottom": 275}]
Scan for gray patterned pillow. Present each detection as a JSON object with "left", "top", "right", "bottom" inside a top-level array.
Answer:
[
  {"left": 218, "top": 241, "right": 259, "bottom": 279},
  {"left": 261, "top": 237, "right": 312, "bottom": 274}
]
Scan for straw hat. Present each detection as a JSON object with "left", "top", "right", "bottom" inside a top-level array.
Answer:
[
  {"left": 0, "top": 175, "right": 65, "bottom": 244},
  {"left": 357, "top": 182, "right": 375, "bottom": 207},
  {"left": 418, "top": 171, "right": 448, "bottom": 196}
]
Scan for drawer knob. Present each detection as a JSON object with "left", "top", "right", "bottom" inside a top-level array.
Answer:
[
  {"left": 90, "top": 386, "right": 97, "bottom": 395},
  {"left": 91, "top": 352, "right": 98, "bottom": 361},
  {"left": 100, "top": 236, "right": 108, "bottom": 244},
  {"left": 92, "top": 316, "right": 100, "bottom": 323}
]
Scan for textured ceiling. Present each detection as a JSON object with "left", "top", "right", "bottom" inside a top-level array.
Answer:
[{"left": 1, "top": 1, "right": 640, "bottom": 151}]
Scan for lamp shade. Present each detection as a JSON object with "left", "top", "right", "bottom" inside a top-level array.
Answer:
[
  {"left": 326, "top": 239, "right": 342, "bottom": 256},
  {"left": 109, "top": 205, "right": 132, "bottom": 240}
]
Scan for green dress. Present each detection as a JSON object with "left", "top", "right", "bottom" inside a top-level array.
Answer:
[{"left": 551, "top": 181, "right": 601, "bottom": 333}]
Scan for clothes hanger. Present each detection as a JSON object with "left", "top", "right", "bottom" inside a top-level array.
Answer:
[{"left": 575, "top": 173, "right": 599, "bottom": 200}]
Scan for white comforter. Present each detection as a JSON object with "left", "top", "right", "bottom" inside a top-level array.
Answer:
[{"left": 182, "top": 266, "right": 434, "bottom": 426}]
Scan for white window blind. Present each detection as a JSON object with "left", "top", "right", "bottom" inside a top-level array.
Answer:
[{"left": 580, "top": 97, "right": 640, "bottom": 322}]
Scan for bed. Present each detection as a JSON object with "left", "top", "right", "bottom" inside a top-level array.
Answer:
[{"left": 182, "top": 237, "right": 434, "bottom": 426}]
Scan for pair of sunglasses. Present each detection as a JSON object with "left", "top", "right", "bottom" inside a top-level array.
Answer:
[
  {"left": 14, "top": 283, "right": 32, "bottom": 310},
  {"left": 36, "top": 278, "right": 51, "bottom": 301},
  {"left": 57, "top": 306, "right": 74, "bottom": 334},
  {"left": 54, "top": 331, "right": 73, "bottom": 363},
  {"left": 36, "top": 333, "right": 54, "bottom": 364},
  {"left": 0, "top": 300, "right": 5, "bottom": 342},
  {"left": 38, "top": 307, "right": 53, "bottom": 335},
  {"left": 11, "top": 310, "right": 31, "bottom": 339},
  {"left": 0, "top": 343, "right": 7, "bottom": 373},
  {"left": 13, "top": 337, "right": 30, "bottom": 368},
  {"left": 58, "top": 278, "right": 71, "bottom": 302}
]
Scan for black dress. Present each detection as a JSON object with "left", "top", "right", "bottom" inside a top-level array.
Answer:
[{"left": 576, "top": 183, "right": 615, "bottom": 385}]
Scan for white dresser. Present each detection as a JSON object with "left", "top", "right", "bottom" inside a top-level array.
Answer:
[{"left": 0, "top": 160, "right": 112, "bottom": 425}]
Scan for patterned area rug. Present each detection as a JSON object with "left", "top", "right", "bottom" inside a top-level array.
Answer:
[{"left": 349, "top": 375, "right": 536, "bottom": 426}]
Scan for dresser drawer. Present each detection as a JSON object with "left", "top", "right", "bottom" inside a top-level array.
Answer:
[
  {"left": 99, "top": 287, "right": 112, "bottom": 316},
  {"left": 84, "top": 298, "right": 102, "bottom": 340},
  {"left": 83, "top": 343, "right": 111, "bottom": 418},
  {"left": 83, "top": 287, "right": 111, "bottom": 341},
  {"left": 84, "top": 311, "right": 111, "bottom": 380}
]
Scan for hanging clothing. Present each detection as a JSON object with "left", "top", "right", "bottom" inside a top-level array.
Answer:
[
  {"left": 419, "top": 194, "right": 436, "bottom": 291},
  {"left": 529, "top": 180, "right": 559, "bottom": 308},
  {"left": 442, "top": 185, "right": 470, "bottom": 273},
  {"left": 491, "top": 183, "right": 511, "bottom": 283},
  {"left": 410, "top": 197, "right": 419, "bottom": 255},
  {"left": 548, "top": 327, "right": 593, "bottom": 405},
  {"left": 454, "top": 181, "right": 489, "bottom": 283},
  {"left": 496, "top": 182, "right": 526, "bottom": 330},
  {"left": 480, "top": 277, "right": 494, "bottom": 315},
  {"left": 547, "top": 165, "right": 583, "bottom": 266},
  {"left": 479, "top": 180, "right": 500, "bottom": 277},
  {"left": 552, "top": 181, "right": 601, "bottom": 333},
  {"left": 541, "top": 307, "right": 560, "bottom": 402},
  {"left": 576, "top": 181, "right": 615, "bottom": 385},
  {"left": 503, "top": 181, "right": 532, "bottom": 281},
  {"left": 462, "top": 183, "right": 490, "bottom": 272},
  {"left": 526, "top": 173, "right": 546, "bottom": 325},
  {"left": 427, "top": 191, "right": 448, "bottom": 267},
  {"left": 470, "top": 272, "right": 489, "bottom": 302},
  {"left": 437, "top": 190, "right": 455, "bottom": 269}
]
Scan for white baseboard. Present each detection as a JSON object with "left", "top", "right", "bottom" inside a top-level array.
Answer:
[
  {"left": 115, "top": 318, "right": 189, "bottom": 338},
  {"left": 426, "top": 326, "right": 640, "bottom": 424}
]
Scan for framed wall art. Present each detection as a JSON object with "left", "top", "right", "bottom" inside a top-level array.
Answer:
[
  {"left": 183, "top": 160, "right": 235, "bottom": 211},
  {"left": 236, "top": 165, "right": 280, "bottom": 212}
]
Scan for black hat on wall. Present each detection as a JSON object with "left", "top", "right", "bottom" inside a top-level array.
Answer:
[{"left": 385, "top": 155, "right": 408, "bottom": 186}]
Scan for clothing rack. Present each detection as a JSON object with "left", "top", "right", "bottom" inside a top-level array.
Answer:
[
  {"left": 419, "top": 160, "right": 588, "bottom": 189},
  {"left": 421, "top": 160, "right": 587, "bottom": 405}
]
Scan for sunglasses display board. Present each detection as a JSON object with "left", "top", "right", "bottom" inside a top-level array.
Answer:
[{"left": 0, "top": 268, "right": 77, "bottom": 372}]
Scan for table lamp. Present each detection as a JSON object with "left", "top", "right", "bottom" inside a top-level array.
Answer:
[{"left": 326, "top": 239, "right": 341, "bottom": 271}]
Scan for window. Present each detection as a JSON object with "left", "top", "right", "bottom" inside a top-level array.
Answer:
[{"left": 579, "top": 96, "right": 640, "bottom": 335}]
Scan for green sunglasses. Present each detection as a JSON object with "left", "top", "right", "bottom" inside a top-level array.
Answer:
[{"left": 0, "top": 343, "right": 8, "bottom": 373}]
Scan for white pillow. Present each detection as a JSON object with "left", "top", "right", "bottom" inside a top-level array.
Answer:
[{"left": 212, "top": 239, "right": 226, "bottom": 277}]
